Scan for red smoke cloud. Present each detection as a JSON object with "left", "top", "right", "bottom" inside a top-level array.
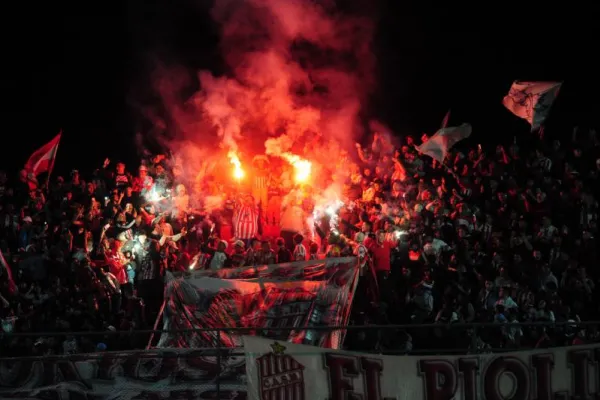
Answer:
[{"left": 146, "top": 0, "right": 376, "bottom": 187}]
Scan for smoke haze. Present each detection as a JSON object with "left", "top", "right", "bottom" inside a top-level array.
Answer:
[{"left": 141, "top": 0, "right": 377, "bottom": 187}]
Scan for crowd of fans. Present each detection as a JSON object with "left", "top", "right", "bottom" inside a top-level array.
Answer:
[{"left": 1, "top": 126, "right": 599, "bottom": 357}]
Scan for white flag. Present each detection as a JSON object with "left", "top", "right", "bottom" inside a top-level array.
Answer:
[
  {"left": 416, "top": 123, "right": 472, "bottom": 163},
  {"left": 502, "top": 81, "right": 562, "bottom": 131}
]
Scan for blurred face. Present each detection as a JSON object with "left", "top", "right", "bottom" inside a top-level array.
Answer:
[{"left": 117, "top": 164, "right": 125, "bottom": 174}]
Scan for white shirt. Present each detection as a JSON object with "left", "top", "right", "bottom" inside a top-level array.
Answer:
[
  {"left": 496, "top": 296, "right": 518, "bottom": 310},
  {"left": 209, "top": 252, "right": 227, "bottom": 270}
]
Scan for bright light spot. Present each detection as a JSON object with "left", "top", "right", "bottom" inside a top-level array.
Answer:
[
  {"left": 145, "top": 187, "right": 161, "bottom": 203},
  {"left": 189, "top": 262, "right": 197, "bottom": 271},
  {"left": 282, "top": 153, "right": 311, "bottom": 184},
  {"left": 394, "top": 230, "right": 407, "bottom": 239},
  {"left": 228, "top": 151, "right": 245, "bottom": 181}
]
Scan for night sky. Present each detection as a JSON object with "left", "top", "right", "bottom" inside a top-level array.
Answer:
[{"left": 1, "top": 1, "right": 598, "bottom": 177}]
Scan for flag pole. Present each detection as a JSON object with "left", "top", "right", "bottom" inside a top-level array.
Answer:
[
  {"left": 45, "top": 130, "right": 62, "bottom": 192},
  {"left": 440, "top": 109, "right": 451, "bottom": 129}
]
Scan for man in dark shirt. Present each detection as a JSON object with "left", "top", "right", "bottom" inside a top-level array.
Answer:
[
  {"left": 275, "top": 237, "right": 291, "bottom": 263},
  {"left": 134, "top": 233, "right": 163, "bottom": 322}
]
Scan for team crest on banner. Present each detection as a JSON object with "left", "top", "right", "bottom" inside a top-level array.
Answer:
[
  {"left": 502, "top": 81, "right": 562, "bottom": 131},
  {"left": 256, "top": 342, "right": 306, "bottom": 400}
]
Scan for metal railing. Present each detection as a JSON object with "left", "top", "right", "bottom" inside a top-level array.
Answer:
[{"left": 2, "top": 320, "right": 592, "bottom": 337}]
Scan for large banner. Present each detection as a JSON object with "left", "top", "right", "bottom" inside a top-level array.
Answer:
[
  {"left": 244, "top": 335, "right": 599, "bottom": 400},
  {"left": 158, "top": 257, "right": 359, "bottom": 350},
  {"left": 0, "top": 348, "right": 246, "bottom": 400}
]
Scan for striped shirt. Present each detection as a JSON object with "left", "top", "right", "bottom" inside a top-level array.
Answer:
[
  {"left": 293, "top": 244, "right": 306, "bottom": 261},
  {"left": 253, "top": 174, "right": 269, "bottom": 190},
  {"left": 233, "top": 205, "right": 259, "bottom": 240}
]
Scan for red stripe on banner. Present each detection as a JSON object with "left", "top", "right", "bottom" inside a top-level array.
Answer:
[{"left": 159, "top": 257, "right": 359, "bottom": 350}]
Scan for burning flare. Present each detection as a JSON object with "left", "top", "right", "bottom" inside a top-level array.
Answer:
[
  {"left": 228, "top": 151, "right": 245, "bottom": 181},
  {"left": 282, "top": 153, "right": 312, "bottom": 184}
]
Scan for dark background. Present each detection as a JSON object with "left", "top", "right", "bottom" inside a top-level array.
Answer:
[{"left": 1, "top": 2, "right": 597, "bottom": 177}]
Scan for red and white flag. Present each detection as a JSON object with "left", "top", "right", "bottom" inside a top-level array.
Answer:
[
  {"left": 24, "top": 132, "right": 61, "bottom": 176},
  {"left": 502, "top": 81, "right": 562, "bottom": 131},
  {"left": 416, "top": 123, "right": 472, "bottom": 163}
]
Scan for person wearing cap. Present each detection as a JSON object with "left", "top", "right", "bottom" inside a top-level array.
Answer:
[{"left": 132, "top": 164, "right": 153, "bottom": 195}]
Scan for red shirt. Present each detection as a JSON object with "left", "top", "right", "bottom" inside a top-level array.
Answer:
[{"left": 368, "top": 240, "right": 393, "bottom": 272}]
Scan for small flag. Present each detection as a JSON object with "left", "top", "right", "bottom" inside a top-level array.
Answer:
[
  {"left": 502, "top": 81, "right": 562, "bottom": 131},
  {"left": 440, "top": 110, "right": 451, "bottom": 129},
  {"left": 416, "top": 123, "right": 472, "bottom": 163},
  {"left": 24, "top": 133, "right": 62, "bottom": 177}
]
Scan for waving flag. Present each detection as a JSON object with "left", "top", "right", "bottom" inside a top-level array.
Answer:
[
  {"left": 502, "top": 81, "right": 562, "bottom": 131},
  {"left": 416, "top": 123, "right": 472, "bottom": 163},
  {"left": 24, "top": 132, "right": 62, "bottom": 176}
]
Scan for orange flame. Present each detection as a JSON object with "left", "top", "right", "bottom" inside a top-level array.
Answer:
[
  {"left": 282, "top": 153, "right": 312, "bottom": 184},
  {"left": 227, "top": 151, "right": 245, "bottom": 181}
]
